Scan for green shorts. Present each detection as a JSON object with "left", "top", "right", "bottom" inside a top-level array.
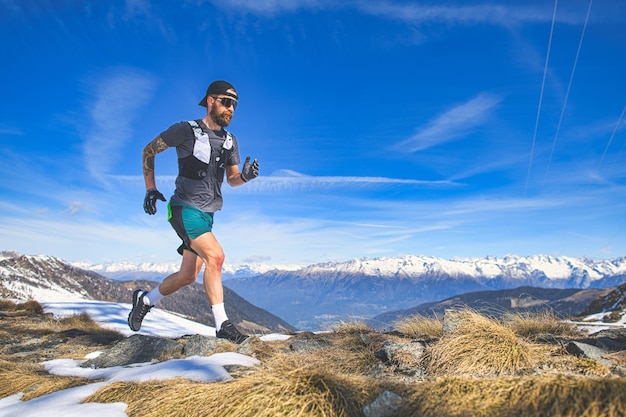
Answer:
[{"left": 168, "top": 203, "right": 214, "bottom": 255}]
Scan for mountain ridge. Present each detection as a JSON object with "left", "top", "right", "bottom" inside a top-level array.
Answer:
[
  {"left": 4, "top": 250, "right": 626, "bottom": 331},
  {"left": 223, "top": 254, "right": 626, "bottom": 330},
  {"left": 0, "top": 252, "right": 295, "bottom": 333},
  {"left": 70, "top": 253, "right": 626, "bottom": 283}
]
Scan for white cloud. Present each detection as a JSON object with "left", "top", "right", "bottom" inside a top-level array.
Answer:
[
  {"left": 83, "top": 68, "right": 157, "bottom": 180},
  {"left": 0, "top": 126, "right": 23, "bottom": 136},
  {"left": 394, "top": 93, "right": 502, "bottom": 152},
  {"left": 210, "top": 0, "right": 332, "bottom": 15},
  {"left": 108, "top": 171, "right": 459, "bottom": 195},
  {"left": 354, "top": 2, "right": 568, "bottom": 27},
  {"left": 210, "top": 1, "right": 584, "bottom": 27},
  {"left": 65, "top": 202, "right": 86, "bottom": 216}
]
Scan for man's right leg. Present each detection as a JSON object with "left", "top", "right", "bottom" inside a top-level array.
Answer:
[
  {"left": 128, "top": 250, "right": 202, "bottom": 331},
  {"left": 157, "top": 250, "right": 203, "bottom": 296}
]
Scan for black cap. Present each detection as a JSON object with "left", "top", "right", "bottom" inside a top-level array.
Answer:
[{"left": 198, "top": 80, "right": 238, "bottom": 107}]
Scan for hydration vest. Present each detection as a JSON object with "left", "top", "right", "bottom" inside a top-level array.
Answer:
[{"left": 178, "top": 120, "right": 233, "bottom": 181}]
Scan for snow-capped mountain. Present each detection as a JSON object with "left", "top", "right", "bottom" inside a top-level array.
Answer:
[
  {"left": 0, "top": 252, "right": 295, "bottom": 333},
  {"left": 5, "top": 250, "right": 626, "bottom": 331},
  {"left": 580, "top": 281, "right": 626, "bottom": 325},
  {"left": 302, "top": 254, "right": 626, "bottom": 284},
  {"left": 224, "top": 254, "right": 626, "bottom": 330},
  {"left": 72, "top": 259, "right": 303, "bottom": 281},
  {"left": 0, "top": 252, "right": 112, "bottom": 302}
]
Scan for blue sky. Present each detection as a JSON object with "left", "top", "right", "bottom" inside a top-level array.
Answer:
[{"left": 1, "top": 0, "right": 625, "bottom": 267}]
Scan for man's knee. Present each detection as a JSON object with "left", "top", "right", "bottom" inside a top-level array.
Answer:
[{"left": 206, "top": 249, "right": 225, "bottom": 270}]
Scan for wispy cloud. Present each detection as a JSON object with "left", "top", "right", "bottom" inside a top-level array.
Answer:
[
  {"left": 394, "top": 93, "right": 502, "bottom": 153},
  {"left": 83, "top": 68, "right": 156, "bottom": 181},
  {"left": 0, "top": 126, "right": 24, "bottom": 136},
  {"left": 122, "top": 0, "right": 174, "bottom": 41},
  {"left": 247, "top": 170, "right": 459, "bottom": 193},
  {"left": 354, "top": 2, "right": 571, "bottom": 27},
  {"left": 109, "top": 170, "right": 460, "bottom": 195},
  {"left": 209, "top": 0, "right": 332, "bottom": 15},
  {"left": 211, "top": 1, "right": 583, "bottom": 27}
]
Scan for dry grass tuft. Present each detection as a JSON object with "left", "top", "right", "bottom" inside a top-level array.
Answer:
[
  {"left": 503, "top": 310, "right": 582, "bottom": 340},
  {"left": 393, "top": 313, "right": 443, "bottom": 339},
  {"left": 87, "top": 353, "right": 380, "bottom": 417},
  {"left": 399, "top": 375, "right": 626, "bottom": 417},
  {"left": 0, "top": 299, "right": 44, "bottom": 314},
  {"left": 330, "top": 320, "right": 372, "bottom": 334},
  {"left": 0, "top": 360, "right": 91, "bottom": 401},
  {"left": 424, "top": 310, "right": 533, "bottom": 377}
]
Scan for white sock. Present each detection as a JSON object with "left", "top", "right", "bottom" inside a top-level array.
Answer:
[
  {"left": 212, "top": 303, "right": 228, "bottom": 331},
  {"left": 143, "top": 287, "right": 164, "bottom": 306}
]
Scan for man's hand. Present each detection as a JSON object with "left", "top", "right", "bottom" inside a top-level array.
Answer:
[
  {"left": 240, "top": 156, "right": 259, "bottom": 182},
  {"left": 143, "top": 188, "right": 166, "bottom": 215}
]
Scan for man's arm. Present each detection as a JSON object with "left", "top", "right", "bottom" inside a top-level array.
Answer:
[
  {"left": 226, "top": 156, "right": 259, "bottom": 187},
  {"left": 142, "top": 136, "right": 170, "bottom": 189},
  {"left": 226, "top": 164, "right": 246, "bottom": 187}
]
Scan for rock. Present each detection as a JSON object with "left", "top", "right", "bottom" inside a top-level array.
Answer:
[
  {"left": 82, "top": 334, "right": 183, "bottom": 368},
  {"left": 588, "top": 328, "right": 626, "bottom": 351},
  {"left": 565, "top": 341, "right": 612, "bottom": 367},
  {"left": 289, "top": 334, "right": 331, "bottom": 353},
  {"left": 182, "top": 334, "right": 228, "bottom": 356},
  {"left": 377, "top": 341, "right": 425, "bottom": 375},
  {"left": 363, "top": 390, "right": 403, "bottom": 417},
  {"left": 442, "top": 309, "right": 464, "bottom": 335}
]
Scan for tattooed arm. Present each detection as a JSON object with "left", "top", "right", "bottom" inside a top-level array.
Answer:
[{"left": 142, "top": 137, "right": 170, "bottom": 190}]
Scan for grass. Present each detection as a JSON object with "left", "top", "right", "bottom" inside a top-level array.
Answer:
[
  {"left": 0, "top": 359, "right": 92, "bottom": 401},
  {"left": 392, "top": 313, "right": 443, "bottom": 339},
  {"left": 87, "top": 358, "right": 377, "bottom": 417},
  {"left": 399, "top": 375, "right": 626, "bottom": 417},
  {"left": 503, "top": 309, "right": 582, "bottom": 340},
  {"left": 2, "top": 301, "right": 626, "bottom": 417},
  {"left": 424, "top": 310, "right": 534, "bottom": 377}
]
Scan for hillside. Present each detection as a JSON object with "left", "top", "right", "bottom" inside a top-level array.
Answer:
[
  {"left": 0, "top": 252, "right": 295, "bottom": 333},
  {"left": 370, "top": 286, "right": 615, "bottom": 328}
]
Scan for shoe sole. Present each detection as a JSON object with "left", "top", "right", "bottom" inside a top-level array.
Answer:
[{"left": 128, "top": 289, "right": 145, "bottom": 331}]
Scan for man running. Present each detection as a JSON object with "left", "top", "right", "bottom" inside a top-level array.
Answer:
[{"left": 128, "top": 80, "right": 258, "bottom": 343}]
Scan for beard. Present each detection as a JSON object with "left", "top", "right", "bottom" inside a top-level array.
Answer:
[{"left": 210, "top": 106, "right": 232, "bottom": 127}]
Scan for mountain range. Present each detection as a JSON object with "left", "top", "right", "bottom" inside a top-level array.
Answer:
[
  {"left": 71, "top": 258, "right": 302, "bottom": 281},
  {"left": 4, "top": 251, "right": 626, "bottom": 332},
  {"left": 0, "top": 251, "right": 295, "bottom": 333},
  {"left": 222, "top": 254, "right": 626, "bottom": 329}
]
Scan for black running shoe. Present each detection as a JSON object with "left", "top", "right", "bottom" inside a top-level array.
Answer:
[
  {"left": 216, "top": 320, "right": 248, "bottom": 344},
  {"left": 128, "top": 289, "right": 152, "bottom": 331}
]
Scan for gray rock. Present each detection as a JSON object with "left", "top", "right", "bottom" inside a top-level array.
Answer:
[
  {"left": 289, "top": 335, "right": 331, "bottom": 353},
  {"left": 378, "top": 341, "right": 425, "bottom": 375},
  {"left": 182, "top": 334, "right": 228, "bottom": 356},
  {"left": 442, "top": 309, "right": 464, "bottom": 335},
  {"left": 82, "top": 334, "right": 183, "bottom": 368},
  {"left": 363, "top": 390, "right": 403, "bottom": 417},
  {"left": 565, "top": 341, "right": 612, "bottom": 367},
  {"left": 588, "top": 328, "right": 626, "bottom": 351}
]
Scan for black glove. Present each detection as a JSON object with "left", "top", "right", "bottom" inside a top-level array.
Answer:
[
  {"left": 143, "top": 188, "right": 166, "bottom": 215},
  {"left": 240, "top": 156, "right": 259, "bottom": 182}
]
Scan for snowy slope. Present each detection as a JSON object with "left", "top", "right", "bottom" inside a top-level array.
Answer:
[{"left": 0, "top": 300, "right": 289, "bottom": 417}]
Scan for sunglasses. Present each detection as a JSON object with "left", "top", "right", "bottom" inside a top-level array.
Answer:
[{"left": 213, "top": 96, "right": 238, "bottom": 110}]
